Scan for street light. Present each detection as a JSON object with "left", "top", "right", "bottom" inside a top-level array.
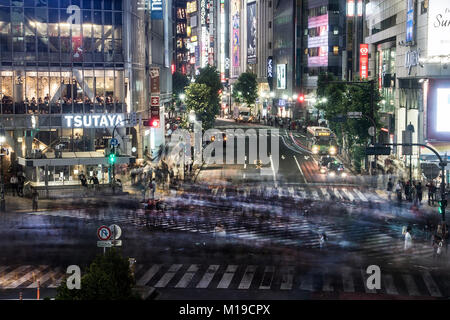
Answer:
[
  {"left": 189, "top": 110, "right": 196, "bottom": 123},
  {"left": 179, "top": 93, "right": 186, "bottom": 101}
]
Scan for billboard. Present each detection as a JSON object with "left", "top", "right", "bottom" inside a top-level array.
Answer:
[
  {"left": 359, "top": 44, "right": 369, "bottom": 79},
  {"left": 277, "top": 64, "right": 286, "bottom": 89},
  {"left": 231, "top": 0, "right": 240, "bottom": 73},
  {"left": 427, "top": 0, "right": 450, "bottom": 57},
  {"left": 247, "top": 1, "right": 257, "bottom": 65},
  {"left": 307, "top": 13, "right": 329, "bottom": 68},
  {"left": 406, "top": 0, "right": 414, "bottom": 43},
  {"left": 427, "top": 80, "right": 450, "bottom": 141}
]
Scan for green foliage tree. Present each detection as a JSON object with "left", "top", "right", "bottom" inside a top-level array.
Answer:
[
  {"left": 232, "top": 72, "right": 258, "bottom": 108},
  {"left": 316, "top": 73, "right": 383, "bottom": 172},
  {"left": 55, "top": 249, "right": 139, "bottom": 300},
  {"left": 172, "top": 71, "right": 190, "bottom": 101},
  {"left": 194, "top": 65, "right": 222, "bottom": 126},
  {"left": 184, "top": 83, "right": 217, "bottom": 130}
]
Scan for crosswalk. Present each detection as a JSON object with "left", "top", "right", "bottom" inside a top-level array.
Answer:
[{"left": 0, "top": 264, "right": 446, "bottom": 298}]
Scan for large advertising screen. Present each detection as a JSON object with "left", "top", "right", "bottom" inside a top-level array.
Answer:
[
  {"left": 427, "top": 80, "right": 450, "bottom": 141},
  {"left": 427, "top": 0, "right": 450, "bottom": 57},
  {"left": 231, "top": 0, "right": 240, "bottom": 74},
  {"left": 247, "top": 1, "right": 257, "bottom": 65},
  {"left": 307, "top": 13, "right": 329, "bottom": 68},
  {"left": 406, "top": 0, "right": 414, "bottom": 43}
]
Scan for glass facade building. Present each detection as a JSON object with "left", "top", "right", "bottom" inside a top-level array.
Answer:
[{"left": 0, "top": 0, "right": 169, "bottom": 187}]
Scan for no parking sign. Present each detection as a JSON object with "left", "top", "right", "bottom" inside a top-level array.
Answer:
[{"left": 97, "top": 225, "right": 111, "bottom": 241}]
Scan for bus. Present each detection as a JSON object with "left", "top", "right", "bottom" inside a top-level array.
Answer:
[{"left": 306, "top": 126, "right": 338, "bottom": 156}]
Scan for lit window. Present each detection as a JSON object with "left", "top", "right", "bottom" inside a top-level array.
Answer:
[{"left": 333, "top": 46, "right": 339, "bottom": 55}]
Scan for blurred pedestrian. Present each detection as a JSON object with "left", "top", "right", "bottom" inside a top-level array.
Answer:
[
  {"left": 404, "top": 226, "right": 413, "bottom": 253},
  {"left": 387, "top": 178, "right": 393, "bottom": 200},
  {"left": 17, "top": 173, "right": 25, "bottom": 197},
  {"left": 31, "top": 187, "right": 39, "bottom": 211},
  {"left": 427, "top": 181, "right": 436, "bottom": 205},
  {"left": 319, "top": 232, "right": 327, "bottom": 249},
  {"left": 10, "top": 174, "right": 18, "bottom": 196},
  {"left": 416, "top": 182, "right": 423, "bottom": 205}
]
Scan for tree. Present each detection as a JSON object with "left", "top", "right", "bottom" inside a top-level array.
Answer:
[
  {"left": 194, "top": 65, "right": 222, "bottom": 125},
  {"left": 55, "top": 249, "right": 139, "bottom": 300},
  {"left": 184, "top": 83, "right": 216, "bottom": 130},
  {"left": 232, "top": 72, "right": 258, "bottom": 109},
  {"left": 316, "top": 73, "right": 383, "bottom": 172},
  {"left": 172, "top": 71, "right": 190, "bottom": 101}
]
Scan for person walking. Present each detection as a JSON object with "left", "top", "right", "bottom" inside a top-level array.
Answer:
[
  {"left": 78, "top": 171, "right": 87, "bottom": 188},
  {"left": 31, "top": 187, "right": 39, "bottom": 211},
  {"left": 411, "top": 183, "right": 418, "bottom": 206},
  {"left": 10, "top": 174, "right": 18, "bottom": 197},
  {"left": 404, "top": 226, "right": 413, "bottom": 253},
  {"left": 149, "top": 178, "right": 156, "bottom": 200},
  {"left": 416, "top": 182, "right": 423, "bottom": 206},
  {"left": 427, "top": 181, "right": 435, "bottom": 206},
  {"left": 395, "top": 181, "right": 403, "bottom": 202},
  {"left": 405, "top": 180, "right": 411, "bottom": 201},
  {"left": 387, "top": 178, "right": 394, "bottom": 200},
  {"left": 319, "top": 232, "right": 327, "bottom": 249},
  {"left": 17, "top": 173, "right": 25, "bottom": 197}
]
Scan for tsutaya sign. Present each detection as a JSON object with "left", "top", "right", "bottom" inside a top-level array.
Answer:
[{"left": 63, "top": 114, "right": 125, "bottom": 128}]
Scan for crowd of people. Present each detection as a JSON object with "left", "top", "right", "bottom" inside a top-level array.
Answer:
[{"left": 388, "top": 178, "right": 440, "bottom": 207}]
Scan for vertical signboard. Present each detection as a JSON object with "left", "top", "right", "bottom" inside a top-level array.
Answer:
[
  {"left": 150, "top": 67, "right": 160, "bottom": 94},
  {"left": 231, "top": 0, "right": 240, "bottom": 75},
  {"left": 247, "top": 1, "right": 257, "bottom": 65},
  {"left": 359, "top": 44, "right": 369, "bottom": 79},
  {"left": 267, "top": 56, "right": 273, "bottom": 91},
  {"left": 276, "top": 64, "right": 286, "bottom": 89},
  {"left": 406, "top": 0, "right": 414, "bottom": 43},
  {"left": 347, "top": 0, "right": 355, "bottom": 17},
  {"left": 151, "top": 0, "right": 163, "bottom": 20}
]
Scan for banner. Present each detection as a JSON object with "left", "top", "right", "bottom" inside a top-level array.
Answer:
[
  {"left": 247, "top": 1, "right": 257, "bottom": 64},
  {"left": 359, "top": 44, "right": 369, "bottom": 79},
  {"left": 231, "top": 0, "right": 240, "bottom": 71},
  {"left": 406, "top": 0, "right": 414, "bottom": 43}
]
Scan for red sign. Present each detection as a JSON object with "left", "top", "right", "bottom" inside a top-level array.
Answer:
[
  {"left": 359, "top": 44, "right": 369, "bottom": 79},
  {"left": 151, "top": 96, "right": 160, "bottom": 107}
]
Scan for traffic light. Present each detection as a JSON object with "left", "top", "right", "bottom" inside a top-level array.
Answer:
[
  {"left": 439, "top": 199, "right": 447, "bottom": 215},
  {"left": 143, "top": 118, "right": 160, "bottom": 128},
  {"left": 108, "top": 152, "right": 116, "bottom": 165},
  {"left": 297, "top": 94, "right": 305, "bottom": 103}
]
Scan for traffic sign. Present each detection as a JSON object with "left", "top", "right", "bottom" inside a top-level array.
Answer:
[
  {"left": 347, "top": 112, "right": 362, "bottom": 119},
  {"left": 151, "top": 96, "right": 160, "bottom": 107},
  {"left": 97, "top": 241, "right": 113, "bottom": 248},
  {"left": 97, "top": 225, "right": 111, "bottom": 241},
  {"left": 421, "top": 163, "right": 440, "bottom": 180},
  {"left": 110, "top": 138, "right": 118, "bottom": 147},
  {"left": 109, "top": 224, "right": 122, "bottom": 240}
]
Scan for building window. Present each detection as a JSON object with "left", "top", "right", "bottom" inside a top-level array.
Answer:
[
  {"left": 333, "top": 26, "right": 339, "bottom": 35},
  {"left": 268, "top": 21, "right": 272, "bottom": 28},
  {"left": 421, "top": 0, "right": 428, "bottom": 14},
  {"left": 333, "top": 46, "right": 339, "bottom": 55},
  {"left": 268, "top": 41, "right": 272, "bottom": 49}
]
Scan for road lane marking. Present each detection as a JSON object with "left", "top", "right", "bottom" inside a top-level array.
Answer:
[
  {"left": 154, "top": 264, "right": 182, "bottom": 288},
  {"left": 322, "top": 272, "right": 334, "bottom": 292},
  {"left": 320, "top": 188, "right": 331, "bottom": 201},
  {"left": 269, "top": 155, "right": 278, "bottom": 188},
  {"left": 421, "top": 271, "right": 442, "bottom": 297},
  {"left": 293, "top": 155, "right": 307, "bottom": 183},
  {"left": 175, "top": 264, "right": 199, "bottom": 288},
  {"left": 280, "top": 267, "right": 294, "bottom": 290},
  {"left": 342, "top": 188, "right": 355, "bottom": 202},
  {"left": 217, "top": 265, "right": 238, "bottom": 289},
  {"left": 353, "top": 189, "right": 368, "bottom": 202},
  {"left": 238, "top": 265, "right": 257, "bottom": 290},
  {"left": 196, "top": 265, "right": 220, "bottom": 289},
  {"left": 383, "top": 274, "right": 399, "bottom": 295},
  {"left": 259, "top": 266, "right": 275, "bottom": 290},
  {"left": 299, "top": 274, "right": 314, "bottom": 291},
  {"left": 402, "top": 274, "right": 420, "bottom": 296},
  {"left": 136, "top": 264, "right": 161, "bottom": 286},
  {"left": 333, "top": 188, "right": 344, "bottom": 200}
]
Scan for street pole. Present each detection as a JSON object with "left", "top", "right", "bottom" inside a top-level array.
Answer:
[
  {"left": 111, "top": 118, "right": 131, "bottom": 190},
  {"left": 0, "top": 153, "right": 4, "bottom": 212}
]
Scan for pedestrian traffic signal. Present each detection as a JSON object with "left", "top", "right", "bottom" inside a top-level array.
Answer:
[
  {"left": 108, "top": 153, "right": 117, "bottom": 165},
  {"left": 439, "top": 199, "right": 447, "bottom": 214}
]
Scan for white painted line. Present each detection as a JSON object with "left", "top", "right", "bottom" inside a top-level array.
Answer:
[
  {"left": 299, "top": 274, "right": 314, "bottom": 292},
  {"left": 270, "top": 155, "right": 278, "bottom": 188},
  {"left": 5, "top": 266, "right": 49, "bottom": 289},
  {"left": 280, "top": 267, "right": 294, "bottom": 290},
  {"left": 320, "top": 188, "right": 331, "bottom": 201},
  {"left": 154, "top": 264, "right": 182, "bottom": 288},
  {"left": 322, "top": 273, "right": 334, "bottom": 292},
  {"left": 217, "top": 265, "right": 238, "bottom": 289},
  {"left": 293, "top": 155, "right": 307, "bottom": 184},
  {"left": 353, "top": 189, "right": 368, "bottom": 202},
  {"left": 333, "top": 188, "right": 344, "bottom": 200},
  {"left": 402, "top": 274, "right": 420, "bottom": 296},
  {"left": 259, "top": 266, "right": 275, "bottom": 290},
  {"left": 421, "top": 271, "right": 442, "bottom": 297},
  {"left": 0, "top": 266, "right": 32, "bottom": 287},
  {"left": 136, "top": 265, "right": 161, "bottom": 286},
  {"left": 342, "top": 189, "right": 355, "bottom": 202},
  {"left": 175, "top": 264, "right": 199, "bottom": 288},
  {"left": 238, "top": 265, "right": 257, "bottom": 289},
  {"left": 383, "top": 274, "right": 399, "bottom": 295},
  {"left": 196, "top": 265, "right": 220, "bottom": 289},
  {"left": 310, "top": 189, "right": 320, "bottom": 200}
]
